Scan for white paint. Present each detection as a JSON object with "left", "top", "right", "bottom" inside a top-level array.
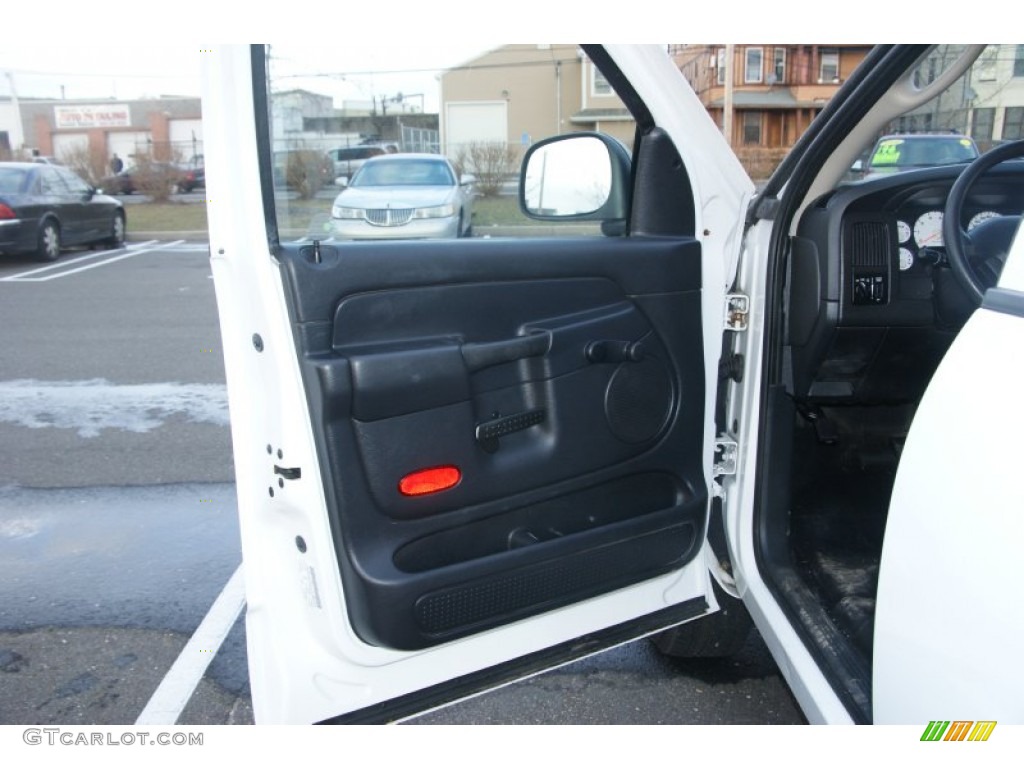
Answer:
[
  {"left": 874, "top": 306, "right": 1024, "bottom": 723},
  {"left": 135, "top": 564, "right": 246, "bottom": 726},
  {"left": 0, "top": 240, "right": 158, "bottom": 281},
  {"left": 5, "top": 240, "right": 184, "bottom": 282},
  {"left": 0, "top": 379, "right": 228, "bottom": 437}
]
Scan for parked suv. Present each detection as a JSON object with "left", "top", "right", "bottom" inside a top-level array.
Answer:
[
  {"left": 861, "top": 133, "right": 980, "bottom": 177},
  {"left": 327, "top": 145, "right": 387, "bottom": 182}
]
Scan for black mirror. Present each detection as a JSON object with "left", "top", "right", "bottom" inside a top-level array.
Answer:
[{"left": 519, "top": 133, "right": 631, "bottom": 223}]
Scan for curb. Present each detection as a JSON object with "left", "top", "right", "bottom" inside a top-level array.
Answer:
[{"left": 128, "top": 231, "right": 210, "bottom": 243}]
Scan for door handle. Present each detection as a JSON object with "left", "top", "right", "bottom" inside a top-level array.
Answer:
[
  {"left": 475, "top": 408, "right": 547, "bottom": 453},
  {"left": 460, "top": 331, "right": 551, "bottom": 373},
  {"left": 585, "top": 339, "right": 645, "bottom": 364}
]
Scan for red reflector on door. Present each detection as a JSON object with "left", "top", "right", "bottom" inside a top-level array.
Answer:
[{"left": 399, "top": 466, "right": 461, "bottom": 496}]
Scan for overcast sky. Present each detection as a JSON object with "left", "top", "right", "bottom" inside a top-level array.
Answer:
[{"left": 0, "top": 3, "right": 968, "bottom": 105}]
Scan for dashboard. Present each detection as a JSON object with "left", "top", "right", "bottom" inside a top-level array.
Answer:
[{"left": 787, "top": 162, "right": 1024, "bottom": 402}]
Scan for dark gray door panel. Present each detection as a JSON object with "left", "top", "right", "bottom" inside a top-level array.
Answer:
[{"left": 278, "top": 235, "right": 707, "bottom": 650}]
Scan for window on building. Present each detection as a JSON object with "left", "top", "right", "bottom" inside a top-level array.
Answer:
[
  {"left": 591, "top": 64, "right": 612, "bottom": 97},
  {"left": 745, "top": 47, "right": 763, "bottom": 83},
  {"left": 972, "top": 107, "right": 995, "bottom": 143},
  {"left": 1014, "top": 45, "right": 1024, "bottom": 77},
  {"left": 715, "top": 49, "right": 726, "bottom": 85},
  {"left": 1003, "top": 107, "right": 1024, "bottom": 140},
  {"left": 820, "top": 49, "right": 839, "bottom": 82},
  {"left": 743, "top": 111, "right": 762, "bottom": 145},
  {"left": 977, "top": 47, "right": 998, "bottom": 82},
  {"left": 772, "top": 48, "right": 786, "bottom": 84}
]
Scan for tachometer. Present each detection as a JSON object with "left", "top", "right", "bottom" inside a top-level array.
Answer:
[
  {"left": 897, "top": 220, "right": 912, "bottom": 243},
  {"left": 968, "top": 211, "right": 1000, "bottom": 230},
  {"left": 914, "top": 211, "right": 944, "bottom": 247}
]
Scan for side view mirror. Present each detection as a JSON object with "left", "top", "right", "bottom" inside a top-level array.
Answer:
[
  {"left": 335, "top": 176, "right": 349, "bottom": 187},
  {"left": 460, "top": 173, "right": 476, "bottom": 186},
  {"left": 519, "top": 132, "right": 631, "bottom": 223}
]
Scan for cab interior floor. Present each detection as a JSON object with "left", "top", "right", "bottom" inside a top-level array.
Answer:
[{"left": 788, "top": 405, "right": 912, "bottom": 664}]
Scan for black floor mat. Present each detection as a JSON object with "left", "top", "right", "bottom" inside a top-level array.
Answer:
[{"left": 789, "top": 424, "right": 898, "bottom": 661}]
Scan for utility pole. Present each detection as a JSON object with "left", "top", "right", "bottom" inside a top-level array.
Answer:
[{"left": 4, "top": 72, "right": 26, "bottom": 155}]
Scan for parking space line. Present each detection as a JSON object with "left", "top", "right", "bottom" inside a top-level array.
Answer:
[
  {"left": 4, "top": 240, "right": 184, "bottom": 282},
  {"left": 135, "top": 564, "right": 246, "bottom": 726},
  {"left": 0, "top": 241, "right": 160, "bottom": 282}
]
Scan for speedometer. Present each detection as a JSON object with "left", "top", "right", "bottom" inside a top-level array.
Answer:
[{"left": 914, "top": 211, "right": 944, "bottom": 247}]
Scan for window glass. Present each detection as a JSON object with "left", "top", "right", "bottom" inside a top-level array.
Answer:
[
  {"left": 1014, "top": 45, "right": 1024, "bottom": 77},
  {"left": 972, "top": 108, "right": 995, "bottom": 143},
  {"left": 0, "top": 167, "right": 27, "bottom": 194},
  {"left": 39, "top": 168, "right": 68, "bottom": 195},
  {"left": 57, "top": 168, "right": 91, "bottom": 194},
  {"left": 261, "top": 44, "right": 633, "bottom": 242},
  {"left": 772, "top": 48, "right": 786, "bottom": 84},
  {"left": 1004, "top": 106, "right": 1024, "bottom": 140},
  {"left": 716, "top": 49, "right": 726, "bottom": 85},
  {"left": 819, "top": 49, "right": 839, "bottom": 82},
  {"left": 745, "top": 47, "right": 763, "bottom": 83},
  {"left": 841, "top": 45, "right": 1024, "bottom": 185},
  {"left": 742, "top": 111, "right": 761, "bottom": 145}
]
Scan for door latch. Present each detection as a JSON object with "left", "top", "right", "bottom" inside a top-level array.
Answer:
[
  {"left": 724, "top": 294, "right": 749, "bottom": 332},
  {"left": 274, "top": 465, "right": 302, "bottom": 481},
  {"left": 713, "top": 437, "right": 738, "bottom": 477}
]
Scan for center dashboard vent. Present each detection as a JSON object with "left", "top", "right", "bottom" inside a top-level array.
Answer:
[{"left": 848, "top": 220, "right": 890, "bottom": 268}]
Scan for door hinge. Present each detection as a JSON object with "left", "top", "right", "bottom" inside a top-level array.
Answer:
[
  {"left": 724, "top": 294, "right": 749, "bottom": 332},
  {"left": 713, "top": 437, "right": 738, "bottom": 478}
]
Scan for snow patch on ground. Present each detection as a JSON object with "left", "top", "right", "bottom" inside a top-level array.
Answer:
[{"left": 0, "top": 379, "right": 229, "bottom": 438}]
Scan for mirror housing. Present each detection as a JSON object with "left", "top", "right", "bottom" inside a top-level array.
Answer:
[{"left": 518, "top": 132, "right": 631, "bottom": 225}]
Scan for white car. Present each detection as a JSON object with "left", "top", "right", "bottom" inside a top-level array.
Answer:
[
  {"left": 329, "top": 154, "right": 475, "bottom": 240},
  {"left": 201, "top": 44, "right": 1024, "bottom": 726}
]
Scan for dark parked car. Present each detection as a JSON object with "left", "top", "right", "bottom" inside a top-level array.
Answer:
[
  {"left": 0, "top": 162, "right": 126, "bottom": 261},
  {"left": 100, "top": 162, "right": 191, "bottom": 195},
  {"left": 177, "top": 156, "right": 205, "bottom": 192}
]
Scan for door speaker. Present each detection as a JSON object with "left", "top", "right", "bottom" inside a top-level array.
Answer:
[{"left": 604, "top": 358, "right": 674, "bottom": 444}]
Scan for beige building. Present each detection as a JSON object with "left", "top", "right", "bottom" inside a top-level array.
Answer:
[{"left": 439, "top": 44, "right": 635, "bottom": 165}]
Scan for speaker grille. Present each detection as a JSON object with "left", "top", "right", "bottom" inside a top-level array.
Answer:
[{"left": 604, "top": 358, "right": 674, "bottom": 443}]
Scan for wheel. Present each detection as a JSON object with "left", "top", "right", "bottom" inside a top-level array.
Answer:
[
  {"left": 942, "top": 139, "right": 1024, "bottom": 305},
  {"left": 651, "top": 580, "right": 753, "bottom": 658},
  {"left": 35, "top": 220, "right": 61, "bottom": 262},
  {"left": 106, "top": 212, "right": 126, "bottom": 248}
]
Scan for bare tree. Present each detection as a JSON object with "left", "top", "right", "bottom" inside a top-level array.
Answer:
[
  {"left": 58, "top": 144, "right": 109, "bottom": 187},
  {"left": 453, "top": 142, "right": 520, "bottom": 197},
  {"left": 284, "top": 148, "right": 332, "bottom": 200}
]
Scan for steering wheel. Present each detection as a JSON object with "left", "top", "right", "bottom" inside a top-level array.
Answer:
[{"left": 943, "top": 139, "right": 1024, "bottom": 305}]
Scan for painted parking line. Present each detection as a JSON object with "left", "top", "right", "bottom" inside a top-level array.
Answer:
[
  {"left": 135, "top": 563, "right": 246, "bottom": 726},
  {"left": 0, "top": 240, "right": 160, "bottom": 282},
  {"left": 2, "top": 240, "right": 185, "bottom": 282}
]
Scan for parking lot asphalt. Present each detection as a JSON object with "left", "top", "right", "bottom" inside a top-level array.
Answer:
[{"left": 0, "top": 241, "right": 804, "bottom": 726}]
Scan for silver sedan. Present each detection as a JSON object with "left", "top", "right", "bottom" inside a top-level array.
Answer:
[{"left": 330, "top": 154, "right": 475, "bottom": 240}]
